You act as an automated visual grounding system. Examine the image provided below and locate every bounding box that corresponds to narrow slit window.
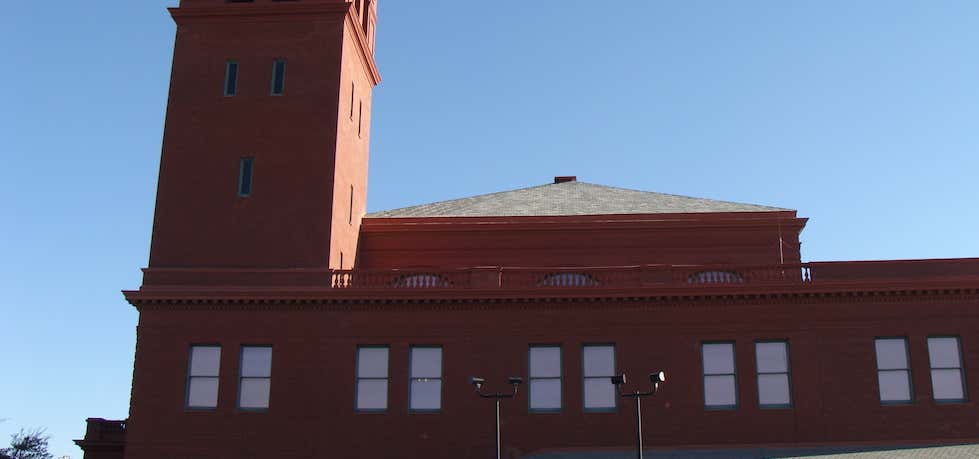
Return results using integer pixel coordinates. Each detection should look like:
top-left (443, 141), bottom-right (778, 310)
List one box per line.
top-left (270, 59), bottom-right (286, 95)
top-left (703, 342), bottom-right (738, 409)
top-left (224, 61), bottom-right (239, 96)
top-left (928, 336), bottom-right (967, 402)
top-left (356, 346), bottom-right (389, 411)
top-left (409, 346), bottom-right (442, 411)
top-left (582, 345), bottom-right (615, 411)
top-left (186, 345), bottom-right (221, 409)
top-left (358, 101), bottom-right (363, 137)
top-left (350, 82), bottom-right (355, 120)
top-left (756, 341), bottom-right (792, 408)
top-left (875, 338), bottom-right (912, 404)
top-left (238, 157), bottom-right (254, 197)
top-left (348, 186), bottom-right (354, 224)
top-left (238, 346), bottom-right (272, 410)
top-left (529, 346), bottom-right (562, 412)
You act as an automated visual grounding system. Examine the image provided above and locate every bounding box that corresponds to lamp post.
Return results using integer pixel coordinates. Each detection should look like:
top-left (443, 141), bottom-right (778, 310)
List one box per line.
top-left (610, 371), bottom-right (666, 459)
top-left (470, 376), bottom-right (523, 459)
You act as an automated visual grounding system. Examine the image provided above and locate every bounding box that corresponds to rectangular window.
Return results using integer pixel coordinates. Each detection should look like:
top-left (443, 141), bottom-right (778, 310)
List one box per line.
top-left (703, 342), bottom-right (737, 409)
top-left (270, 59), bottom-right (286, 95)
top-left (238, 346), bottom-right (272, 410)
top-left (529, 346), bottom-right (561, 412)
top-left (582, 345), bottom-right (615, 411)
top-left (224, 61), bottom-right (239, 96)
top-left (875, 338), bottom-right (912, 404)
top-left (186, 345), bottom-right (221, 409)
top-left (238, 157), bottom-right (254, 197)
top-left (755, 341), bottom-right (791, 408)
top-left (928, 336), bottom-right (967, 402)
top-left (356, 346), bottom-right (389, 411)
top-left (410, 346), bottom-right (442, 411)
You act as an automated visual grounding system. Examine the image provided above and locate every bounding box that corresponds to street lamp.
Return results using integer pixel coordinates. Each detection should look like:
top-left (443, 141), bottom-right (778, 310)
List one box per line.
top-left (471, 376), bottom-right (523, 459)
top-left (610, 371), bottom-right (666, 459)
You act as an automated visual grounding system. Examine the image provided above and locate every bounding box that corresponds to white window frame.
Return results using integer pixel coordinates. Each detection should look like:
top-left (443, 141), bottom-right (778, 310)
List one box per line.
top-left (702, 341), bottom-right (738, 410)
top-left (927, 336), bottom-right (968, 403)
top-left (875, 337), bottom-right (913, 405)
top-left (186, 345), bottom-right (221, 410)
top-left (755, 340), bottom-right (792, 409)
top-left (409, 346), bottom-right (443, 412)
top-left (237, 345), bottom-right (272, 411)
top-left (582, 344), bottom-right (616, 412)
top-left (528, 345), bottom-right (562, 413)
top-left (355, 346), bottom-right (390, 412)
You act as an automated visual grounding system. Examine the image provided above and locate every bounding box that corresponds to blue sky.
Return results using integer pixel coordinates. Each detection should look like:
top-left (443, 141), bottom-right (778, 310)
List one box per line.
top-left (2, 1), bottom-right (978, 456)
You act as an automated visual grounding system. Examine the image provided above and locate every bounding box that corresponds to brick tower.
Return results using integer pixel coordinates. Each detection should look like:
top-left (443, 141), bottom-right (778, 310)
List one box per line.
top-left (148, 0), bottom-right (379, 277)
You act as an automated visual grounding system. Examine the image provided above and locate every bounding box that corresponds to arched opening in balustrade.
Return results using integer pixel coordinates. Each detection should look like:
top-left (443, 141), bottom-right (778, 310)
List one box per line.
top-left (390, 273), bottom-right (452, 288)
top-left (687, 270), bottom-right (745, 285)
top-left (538, 272), bottom-right (599, 288)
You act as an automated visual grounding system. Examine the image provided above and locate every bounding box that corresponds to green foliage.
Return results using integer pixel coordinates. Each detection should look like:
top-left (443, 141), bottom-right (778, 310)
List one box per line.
top-left (0, 429), bottom-right (52, 459)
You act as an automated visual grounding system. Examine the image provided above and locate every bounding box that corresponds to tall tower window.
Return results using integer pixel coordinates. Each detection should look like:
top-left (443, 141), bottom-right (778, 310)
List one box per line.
top-left (350, 82), bottom-right (355, 120)
top-left (349, 185), bottom-right (354, 224)
top-left (224, 61), bottom-right (239, 97)
top-left (270, 59), bottom-right (287, 96)
top-left (358, 101), bottom-right (364, 137)
top-left (238, 157), bottom-right (254, 197)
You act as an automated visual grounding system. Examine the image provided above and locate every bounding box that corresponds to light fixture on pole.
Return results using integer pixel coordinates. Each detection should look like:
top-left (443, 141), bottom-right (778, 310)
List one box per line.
top-left (471, 376), bottom-right (523, 459)
top-left (610, 370), bottom-right (666, 459)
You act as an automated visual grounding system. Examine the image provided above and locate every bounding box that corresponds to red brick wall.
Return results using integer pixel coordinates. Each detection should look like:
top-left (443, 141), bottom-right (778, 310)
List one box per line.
top-left (358, 213), bottom-right (805, 269)
top-left (148, 3), bottom-right (374, 271)
top-left (124, 293), bottom-right (979, 459)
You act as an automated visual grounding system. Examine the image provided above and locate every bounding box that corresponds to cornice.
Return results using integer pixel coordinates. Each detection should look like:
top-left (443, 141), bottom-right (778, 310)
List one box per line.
top-left (343, 5), bottom-right (381, 86)
top-left (360, 213), bottom-right (807, 234)
top-left (124, 283), bottom-right (979, 311)
top-left (169, 3), bottom-right (350, 21)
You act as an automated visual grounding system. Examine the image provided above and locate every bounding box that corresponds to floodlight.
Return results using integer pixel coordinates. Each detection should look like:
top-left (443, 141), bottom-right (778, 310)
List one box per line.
top-left (471, 377), bottom-right (485, 390)
top-left (649, 371), bottom-right (666, 384)
top-left (610, 374), bottom-right (627, 386)
top-left (507, 376), bottom-right (523, 386)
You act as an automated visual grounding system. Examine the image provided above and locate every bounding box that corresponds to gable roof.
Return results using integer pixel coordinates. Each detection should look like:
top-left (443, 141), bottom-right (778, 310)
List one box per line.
top-left (366, 180), bottom-right (791, 218)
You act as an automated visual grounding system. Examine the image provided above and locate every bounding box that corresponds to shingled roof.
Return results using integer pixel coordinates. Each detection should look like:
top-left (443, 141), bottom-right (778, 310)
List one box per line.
top-left (366, 178), bottom-right (791, 218)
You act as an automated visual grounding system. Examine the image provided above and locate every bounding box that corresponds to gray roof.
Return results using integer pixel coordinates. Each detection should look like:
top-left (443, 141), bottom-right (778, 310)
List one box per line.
top-left (367, 180), bottom-right (790, 218)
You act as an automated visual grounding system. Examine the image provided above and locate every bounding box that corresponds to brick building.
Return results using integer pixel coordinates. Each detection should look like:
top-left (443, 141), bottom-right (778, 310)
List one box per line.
top-left (77, 1), bottom-right (979, 458)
